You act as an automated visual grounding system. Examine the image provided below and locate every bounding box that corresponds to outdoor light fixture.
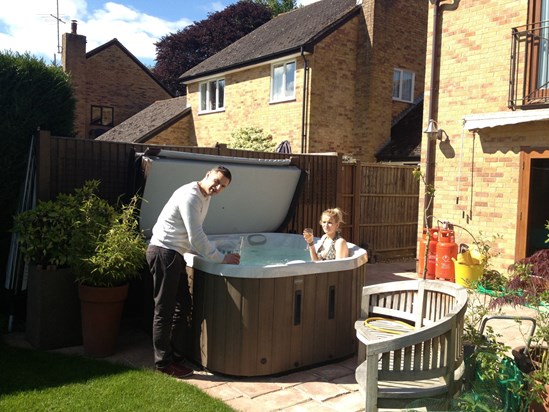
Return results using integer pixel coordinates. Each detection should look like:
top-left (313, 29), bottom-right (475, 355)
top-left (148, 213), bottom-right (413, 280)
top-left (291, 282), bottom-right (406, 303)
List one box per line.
top-left (424, 119), bottom-right (447, 141)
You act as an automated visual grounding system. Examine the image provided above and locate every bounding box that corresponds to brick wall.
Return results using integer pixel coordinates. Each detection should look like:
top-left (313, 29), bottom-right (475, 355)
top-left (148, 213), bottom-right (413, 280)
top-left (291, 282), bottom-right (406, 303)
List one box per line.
top-left (420, 0), bottom-right (529, 271)
top-left (353, 0), bottom-right (428, 162)
top-left (63, 29), bottom-right (172, 139)
top-left (147, 115), bottom-right (197, 146)
top-left (307, 16), bottom-right (360, 156)
top-left (186, 62), bottom-right (304, 151)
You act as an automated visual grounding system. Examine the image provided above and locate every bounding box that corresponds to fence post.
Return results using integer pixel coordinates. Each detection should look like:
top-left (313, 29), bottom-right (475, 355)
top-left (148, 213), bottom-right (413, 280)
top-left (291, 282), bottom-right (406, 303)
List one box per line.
top-left (352, 160), bottom-right (361, 245)
top-left (37, 129), bottom-right (51, 201)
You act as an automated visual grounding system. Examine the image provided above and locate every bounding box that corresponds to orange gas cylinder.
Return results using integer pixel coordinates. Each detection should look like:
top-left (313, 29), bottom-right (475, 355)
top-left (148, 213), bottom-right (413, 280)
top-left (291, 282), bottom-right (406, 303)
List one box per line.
top-left (435, 229), bottom-right (458, 281)
top-left (417, 228), bottom-right (438, 279)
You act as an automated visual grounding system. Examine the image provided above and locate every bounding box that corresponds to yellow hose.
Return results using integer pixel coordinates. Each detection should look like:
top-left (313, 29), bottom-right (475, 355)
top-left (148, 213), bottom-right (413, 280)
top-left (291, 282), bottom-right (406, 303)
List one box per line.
top-left (364, 317), bottom-right (415, 334)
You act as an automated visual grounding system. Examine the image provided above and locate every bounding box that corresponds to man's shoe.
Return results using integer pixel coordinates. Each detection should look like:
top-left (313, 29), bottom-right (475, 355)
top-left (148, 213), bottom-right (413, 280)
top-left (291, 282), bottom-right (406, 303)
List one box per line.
top-left (156, 363), bottom-right (194, 378)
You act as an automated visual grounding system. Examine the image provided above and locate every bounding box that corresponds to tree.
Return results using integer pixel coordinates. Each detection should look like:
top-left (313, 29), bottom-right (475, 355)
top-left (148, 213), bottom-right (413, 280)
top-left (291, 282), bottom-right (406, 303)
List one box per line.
top-left (0, 51), bottom-right (75, 275)
top-left (153, 1), bottom-right (272, 96)
top-left (252, 0), bottom-right (298, 16)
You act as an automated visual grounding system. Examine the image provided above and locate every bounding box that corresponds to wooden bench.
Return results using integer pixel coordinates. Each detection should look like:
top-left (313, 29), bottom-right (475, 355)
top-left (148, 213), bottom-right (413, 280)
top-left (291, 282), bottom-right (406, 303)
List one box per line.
top-left (354, 279), bottom-right (468, 411)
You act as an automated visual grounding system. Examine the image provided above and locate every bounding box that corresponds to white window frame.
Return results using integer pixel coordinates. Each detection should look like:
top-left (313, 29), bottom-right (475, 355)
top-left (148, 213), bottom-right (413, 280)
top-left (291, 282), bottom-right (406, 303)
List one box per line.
top-left (199, 78), bottom-right (225, 113)
top-left (270, 60), bottom-right (296, 103)
top-left (392, 68), bottom-right (415, 103)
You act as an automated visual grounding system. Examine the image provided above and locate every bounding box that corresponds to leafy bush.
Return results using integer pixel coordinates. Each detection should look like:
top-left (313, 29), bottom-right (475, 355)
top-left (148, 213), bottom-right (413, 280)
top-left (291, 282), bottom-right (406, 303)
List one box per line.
top-left (489, 249), bottom-right (549, 309)
top-left (13, 181), bottom-right (111, 268)
top-left (228, 126), bottom-right (277, 152)
top-left (76, 195), bottom-right (146, 288)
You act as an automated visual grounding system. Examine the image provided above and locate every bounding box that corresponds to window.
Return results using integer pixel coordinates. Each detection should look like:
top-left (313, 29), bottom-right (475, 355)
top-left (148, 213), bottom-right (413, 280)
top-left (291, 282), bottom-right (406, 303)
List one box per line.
top-left (392, 69), bottom-right (415, 103)
top-left (199, 78), bottom-right (225, 112)
top-left (90, 105), bottom-right (114, 126)
top-left (530, 0), bottom-right (549, 91)
top-left (271, 61), bottom-right (296, 102)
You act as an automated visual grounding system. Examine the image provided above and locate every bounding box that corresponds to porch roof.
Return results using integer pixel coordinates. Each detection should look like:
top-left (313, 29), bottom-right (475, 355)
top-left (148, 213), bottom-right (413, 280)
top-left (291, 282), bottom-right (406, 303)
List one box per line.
top-left (463, 108), bottom-right (549, 131)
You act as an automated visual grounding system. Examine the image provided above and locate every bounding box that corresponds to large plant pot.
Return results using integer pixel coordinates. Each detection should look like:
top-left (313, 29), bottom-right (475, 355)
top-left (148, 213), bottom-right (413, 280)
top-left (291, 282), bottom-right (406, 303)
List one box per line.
top-left (513, 345), bottom-right (549, 411)
top-left (26, 265), bottom-right (82, 349)
top-left (78, 283), bottom-right (128, 358)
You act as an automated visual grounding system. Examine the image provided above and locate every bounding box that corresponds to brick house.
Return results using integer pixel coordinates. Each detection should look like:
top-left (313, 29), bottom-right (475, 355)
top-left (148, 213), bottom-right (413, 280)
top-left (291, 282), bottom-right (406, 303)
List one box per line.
top-left (179, 0), bottom-right (427, 162)
top-left (100, 0), bottom-right (428, 163)
top-left (420, 0), bottom-right (549, 270)
top-left (62, 20), bottom-right (173, 139)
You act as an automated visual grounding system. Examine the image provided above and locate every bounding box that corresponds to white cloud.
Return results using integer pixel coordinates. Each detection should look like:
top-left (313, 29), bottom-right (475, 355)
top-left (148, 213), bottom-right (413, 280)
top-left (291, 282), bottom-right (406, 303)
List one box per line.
top-left (0, 0), bottom-right (190, 65)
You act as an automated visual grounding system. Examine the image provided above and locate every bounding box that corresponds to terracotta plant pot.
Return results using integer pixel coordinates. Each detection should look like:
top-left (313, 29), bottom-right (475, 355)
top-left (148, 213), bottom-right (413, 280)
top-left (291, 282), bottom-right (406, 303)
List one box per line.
top-left (529, 381), bottom-right (549, 412)
top-left (78, 283), bottom-right (128, 357)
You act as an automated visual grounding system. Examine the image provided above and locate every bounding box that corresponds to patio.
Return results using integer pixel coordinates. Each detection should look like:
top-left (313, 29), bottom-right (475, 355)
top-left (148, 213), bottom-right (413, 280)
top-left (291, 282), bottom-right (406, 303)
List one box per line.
top-left (3, 259), bottom-right (539, 411)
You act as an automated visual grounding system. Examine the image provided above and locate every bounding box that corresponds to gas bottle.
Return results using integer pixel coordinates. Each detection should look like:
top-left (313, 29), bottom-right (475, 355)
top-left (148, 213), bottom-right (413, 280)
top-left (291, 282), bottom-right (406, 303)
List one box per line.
top-left (435, 229), bottom-right (458, 281)
top-left (417, 228), bottom-right (438, 279)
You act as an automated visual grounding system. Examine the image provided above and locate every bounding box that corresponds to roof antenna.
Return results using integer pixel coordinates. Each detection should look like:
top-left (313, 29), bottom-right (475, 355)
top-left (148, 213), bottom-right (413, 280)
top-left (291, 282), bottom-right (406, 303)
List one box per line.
top-left (47, 0), bottom-right (66, 65)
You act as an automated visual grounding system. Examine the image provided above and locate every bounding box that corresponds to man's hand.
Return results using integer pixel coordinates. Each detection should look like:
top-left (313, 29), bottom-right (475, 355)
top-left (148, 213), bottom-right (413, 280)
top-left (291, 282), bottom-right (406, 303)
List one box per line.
top-left (222, 253), bottom-right (240, 265)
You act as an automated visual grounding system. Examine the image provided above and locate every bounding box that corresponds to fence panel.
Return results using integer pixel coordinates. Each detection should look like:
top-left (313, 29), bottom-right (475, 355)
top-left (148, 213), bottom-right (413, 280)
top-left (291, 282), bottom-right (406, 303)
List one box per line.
top-left (355, 163), bottom-right (419, 260)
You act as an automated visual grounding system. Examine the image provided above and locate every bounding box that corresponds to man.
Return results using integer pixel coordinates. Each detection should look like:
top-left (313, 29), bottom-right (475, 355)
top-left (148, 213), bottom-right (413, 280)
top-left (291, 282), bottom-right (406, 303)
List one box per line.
top-left (146, 165), bottom-right (240, 378)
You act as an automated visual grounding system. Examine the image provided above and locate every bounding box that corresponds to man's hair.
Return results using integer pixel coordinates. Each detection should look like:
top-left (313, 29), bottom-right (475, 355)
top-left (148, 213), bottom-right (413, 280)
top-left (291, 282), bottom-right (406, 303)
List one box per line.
top-left (212, 165), bottom-right (232, 183)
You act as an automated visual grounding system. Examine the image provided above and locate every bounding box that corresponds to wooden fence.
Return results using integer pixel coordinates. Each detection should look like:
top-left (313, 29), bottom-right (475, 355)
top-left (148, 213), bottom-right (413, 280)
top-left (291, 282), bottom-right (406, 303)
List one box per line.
top-left (36, 130), bottom-right (419, 259)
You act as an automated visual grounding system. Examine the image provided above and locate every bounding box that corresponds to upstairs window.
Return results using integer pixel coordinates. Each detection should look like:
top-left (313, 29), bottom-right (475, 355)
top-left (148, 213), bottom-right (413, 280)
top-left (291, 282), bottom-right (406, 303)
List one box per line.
top-left (90, 105), bottom-right (114, 126)
top-left (199, 78), bottom-right (225, 113)
top-left (271, 60), bottom-right (296, 102)
top-left (392, 69), bottom-right (415, 103)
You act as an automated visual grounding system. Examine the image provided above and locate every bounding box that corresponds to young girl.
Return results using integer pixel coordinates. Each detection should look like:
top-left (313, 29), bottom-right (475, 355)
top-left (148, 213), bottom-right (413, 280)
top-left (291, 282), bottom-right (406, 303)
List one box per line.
top-left (303, 208), bottom-right (349, 261)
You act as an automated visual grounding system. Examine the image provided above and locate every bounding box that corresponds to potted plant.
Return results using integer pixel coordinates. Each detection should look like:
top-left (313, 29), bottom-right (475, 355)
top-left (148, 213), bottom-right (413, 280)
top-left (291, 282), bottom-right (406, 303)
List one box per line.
top-left (12, 181), bottom-right (111, 349)
top-left (489, 221), bottom-right (549, 409)
top-left (72, 192), bottom-right (147, 357)
top-left (509, 309), bottom-right (549, 411)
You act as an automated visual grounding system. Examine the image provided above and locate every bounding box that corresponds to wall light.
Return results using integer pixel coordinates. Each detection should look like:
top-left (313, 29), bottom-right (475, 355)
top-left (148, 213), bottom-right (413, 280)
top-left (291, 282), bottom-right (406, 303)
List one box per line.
top-left (423, 119), bottom-right (448, 141)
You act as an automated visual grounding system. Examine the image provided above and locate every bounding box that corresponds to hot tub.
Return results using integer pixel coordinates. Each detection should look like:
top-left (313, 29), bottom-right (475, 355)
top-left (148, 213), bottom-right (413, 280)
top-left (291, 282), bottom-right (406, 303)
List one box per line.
top-left (139, 150), bottom-right (368, 376)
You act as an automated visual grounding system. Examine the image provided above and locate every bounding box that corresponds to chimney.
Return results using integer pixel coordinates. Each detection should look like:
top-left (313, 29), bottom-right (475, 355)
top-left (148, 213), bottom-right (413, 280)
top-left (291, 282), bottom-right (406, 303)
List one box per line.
top-left (71, 20), bottom-right (77, 35)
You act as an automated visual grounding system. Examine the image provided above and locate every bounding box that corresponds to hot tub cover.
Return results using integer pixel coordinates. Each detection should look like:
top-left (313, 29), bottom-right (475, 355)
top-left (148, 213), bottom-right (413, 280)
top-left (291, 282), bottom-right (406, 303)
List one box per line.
top-left (139, 150), bottom-right (304, 237)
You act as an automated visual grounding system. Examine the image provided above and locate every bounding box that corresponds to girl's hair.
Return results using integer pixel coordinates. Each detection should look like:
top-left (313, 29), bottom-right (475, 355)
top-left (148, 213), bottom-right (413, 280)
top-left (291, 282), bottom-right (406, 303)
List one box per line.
top-left (321, 207), bottom-right (345, 225)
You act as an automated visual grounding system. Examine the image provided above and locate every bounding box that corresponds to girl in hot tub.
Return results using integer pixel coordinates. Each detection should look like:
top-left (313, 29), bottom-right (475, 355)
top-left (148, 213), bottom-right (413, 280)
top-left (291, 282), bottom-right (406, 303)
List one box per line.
top-left (303, 207), bottom-right (349, 261)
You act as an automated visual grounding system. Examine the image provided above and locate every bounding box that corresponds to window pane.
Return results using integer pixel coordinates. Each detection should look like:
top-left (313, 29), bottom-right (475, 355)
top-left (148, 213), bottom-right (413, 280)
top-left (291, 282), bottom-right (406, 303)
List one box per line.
top-left (273, 64), bottom-right (283, 100)
top-left (402, 71), bottom-right (413, 101)
top-left (200, 83), bottom-right (207, 111)
top-left (538, 2), bottom-right (549, 88)
top-left (101, 107), bottom-right (113, 126)
top-left (209, 81), bottom-right (217, 110)
top-left (285, 62), bottom-right (296, 96)
top-left (91, 106), bottom-right (101, 125)
top-left (392, 70), bottom-right (401, 98)
top-left (218, 79), bottom-right (225, 108)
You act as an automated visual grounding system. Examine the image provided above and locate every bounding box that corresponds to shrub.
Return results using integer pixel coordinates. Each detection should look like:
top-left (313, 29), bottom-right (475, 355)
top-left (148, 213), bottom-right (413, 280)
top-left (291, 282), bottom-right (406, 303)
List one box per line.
top-left (228, 126), bottom-right (277, 152)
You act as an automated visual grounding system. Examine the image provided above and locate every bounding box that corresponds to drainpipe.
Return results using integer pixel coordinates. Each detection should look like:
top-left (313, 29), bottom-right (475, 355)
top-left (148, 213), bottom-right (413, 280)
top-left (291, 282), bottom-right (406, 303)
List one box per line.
top-left (423, 1), bottom-right (441, 229)
top-left (424, 0), bottom-right (460, 228)
top-left (300, 47), bottom-right (309, 153)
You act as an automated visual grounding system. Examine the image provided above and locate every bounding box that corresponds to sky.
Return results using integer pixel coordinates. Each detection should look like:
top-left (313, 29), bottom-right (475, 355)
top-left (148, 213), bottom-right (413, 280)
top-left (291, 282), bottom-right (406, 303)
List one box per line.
top-left (0, 0), bottom-right (319, 67)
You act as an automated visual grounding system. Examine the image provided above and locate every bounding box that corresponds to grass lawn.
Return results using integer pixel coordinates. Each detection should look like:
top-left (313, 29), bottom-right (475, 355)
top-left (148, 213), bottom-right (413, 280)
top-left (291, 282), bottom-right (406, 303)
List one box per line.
top-left (0, 341), bottom-right (235, 411)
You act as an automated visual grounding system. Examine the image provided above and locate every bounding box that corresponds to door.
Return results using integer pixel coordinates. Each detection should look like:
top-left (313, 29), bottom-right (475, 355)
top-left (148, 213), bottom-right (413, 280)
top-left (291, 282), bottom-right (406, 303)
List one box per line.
top-left (516, 149), bottom-right (549, 259)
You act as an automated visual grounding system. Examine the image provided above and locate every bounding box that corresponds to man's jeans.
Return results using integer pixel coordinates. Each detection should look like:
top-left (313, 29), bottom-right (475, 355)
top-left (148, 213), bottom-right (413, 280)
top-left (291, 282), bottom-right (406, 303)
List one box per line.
top-left (146, 245), bottom-right (192, 368)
